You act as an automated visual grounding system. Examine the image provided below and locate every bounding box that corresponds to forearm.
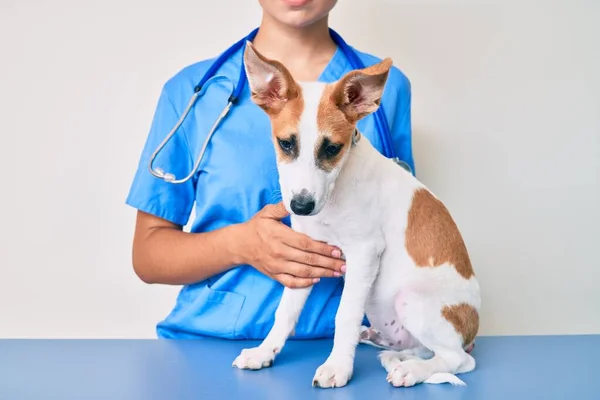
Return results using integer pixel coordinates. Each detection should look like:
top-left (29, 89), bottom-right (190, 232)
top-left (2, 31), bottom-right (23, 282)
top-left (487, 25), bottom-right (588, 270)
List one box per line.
top-left (132, 223), bottom-right (247, 286)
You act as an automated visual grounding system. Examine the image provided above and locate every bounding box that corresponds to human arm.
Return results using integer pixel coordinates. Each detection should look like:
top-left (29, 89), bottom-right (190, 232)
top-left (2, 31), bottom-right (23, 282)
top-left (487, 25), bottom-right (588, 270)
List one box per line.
top-left (131, 202), bottom-right (345, 287)
top-left (127, 83), bottom-right (344, 287)
top-left (131, 210), bottom-right (243, 285)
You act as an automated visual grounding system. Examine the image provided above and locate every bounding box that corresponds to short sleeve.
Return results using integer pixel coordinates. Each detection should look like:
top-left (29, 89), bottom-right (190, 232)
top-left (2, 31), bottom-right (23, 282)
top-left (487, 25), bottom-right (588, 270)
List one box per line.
top-left (384, 68), bottom-right (416, 176)
top-left (125, 87), bottom-right (196, 226)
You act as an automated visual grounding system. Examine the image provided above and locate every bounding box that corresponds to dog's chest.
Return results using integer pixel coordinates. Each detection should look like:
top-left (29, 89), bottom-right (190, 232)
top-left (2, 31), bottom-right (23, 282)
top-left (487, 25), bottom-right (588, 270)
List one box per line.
top-left (294, 208), bottom-right (375, 250)
top-left (298, 218), bottom-right (345, 249)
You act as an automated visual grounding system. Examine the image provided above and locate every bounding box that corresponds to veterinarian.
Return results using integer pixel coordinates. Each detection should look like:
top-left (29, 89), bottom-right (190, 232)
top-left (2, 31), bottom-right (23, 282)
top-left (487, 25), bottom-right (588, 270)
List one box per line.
top-left (126, 0), bottom-right (415, 340)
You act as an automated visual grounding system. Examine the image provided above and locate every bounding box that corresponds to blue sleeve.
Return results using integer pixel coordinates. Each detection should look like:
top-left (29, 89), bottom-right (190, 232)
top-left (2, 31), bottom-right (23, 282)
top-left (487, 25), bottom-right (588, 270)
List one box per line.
top-left (383, 68), bottom-right (416, 176)
top-left (125, 86), bottom-right (196, 226)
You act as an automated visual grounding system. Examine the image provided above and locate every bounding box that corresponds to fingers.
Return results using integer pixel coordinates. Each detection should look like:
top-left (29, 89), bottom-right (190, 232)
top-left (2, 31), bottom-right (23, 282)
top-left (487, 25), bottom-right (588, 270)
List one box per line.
top-left (261, 201), bottom-right (289, 220)
top-left (260, 203), bottom-right (341, 262)
top-left (276, 273), bottom-right (320, 289)
top-left (281, 232), bottom-right (344, 267)
top-left (282, 260), bottom-right (343, 280)
top-left (283, 247), bottom-right (345, 274)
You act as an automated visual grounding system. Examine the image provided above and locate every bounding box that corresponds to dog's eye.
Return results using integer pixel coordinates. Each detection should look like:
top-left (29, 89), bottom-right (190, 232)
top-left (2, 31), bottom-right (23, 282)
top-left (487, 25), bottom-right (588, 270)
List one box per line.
top-left (279, 140), bottom-right (292, 150)
top-left (277, 136), bottom-right (296, 154)
top-left (325, 144), bottom-right (342, 157)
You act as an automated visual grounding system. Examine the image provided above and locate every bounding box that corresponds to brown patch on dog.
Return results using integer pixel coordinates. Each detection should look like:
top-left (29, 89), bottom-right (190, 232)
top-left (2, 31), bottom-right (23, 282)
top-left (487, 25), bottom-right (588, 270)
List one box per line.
top-left (270, 90), bottom-right (304, 164)
top-left (313, 135), bottom-right (349, 172)
top-left (361, 57), bottom-right (394, 76)
top-left (318, 83), bottom-right (356, 138)
top-left (243, 41), bottom-right (305, 163)
top-left (313, 58), bottom-right (392, 172)
top-left (330, 58), bottom-right (393, 124)
top-left (405, 188), bottom-right (474, 279)
top-left (442, 303), bottom-right (479, 346)
top-left (315, 83), bottom-right (355, 171)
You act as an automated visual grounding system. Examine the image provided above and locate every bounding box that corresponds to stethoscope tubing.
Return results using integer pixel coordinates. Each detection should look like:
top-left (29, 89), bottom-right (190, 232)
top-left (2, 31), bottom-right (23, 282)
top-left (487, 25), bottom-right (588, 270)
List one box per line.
top-left (148, 28), bottom-right (398, 184)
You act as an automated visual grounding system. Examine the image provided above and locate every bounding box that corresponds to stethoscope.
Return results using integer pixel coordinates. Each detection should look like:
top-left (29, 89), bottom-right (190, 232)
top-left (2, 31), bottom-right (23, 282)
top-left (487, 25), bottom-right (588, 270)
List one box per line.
top-left (148, 28), bottom-right (409, 184)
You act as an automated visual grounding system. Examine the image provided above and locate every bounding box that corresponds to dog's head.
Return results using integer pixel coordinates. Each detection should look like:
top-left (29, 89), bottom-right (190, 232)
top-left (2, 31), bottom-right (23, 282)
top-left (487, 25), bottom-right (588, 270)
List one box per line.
top-left (243, 42), bottom-right (392, 216)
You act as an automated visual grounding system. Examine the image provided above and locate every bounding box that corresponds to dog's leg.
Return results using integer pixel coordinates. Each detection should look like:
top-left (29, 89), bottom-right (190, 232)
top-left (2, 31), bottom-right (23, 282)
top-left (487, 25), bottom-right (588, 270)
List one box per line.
top-left (359, 326), bottom-right (392, 349)
top-left (232, 286), bottom-right (312, 370)
top-left (384, 293), bottom-right (477, 387)
top-left (312, 247), bottom-right (380, 388)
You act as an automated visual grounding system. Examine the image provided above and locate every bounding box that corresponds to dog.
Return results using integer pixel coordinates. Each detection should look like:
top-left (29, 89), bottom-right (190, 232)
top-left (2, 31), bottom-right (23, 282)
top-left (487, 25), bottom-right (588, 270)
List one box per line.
top-left (232, 42), bottom-right (481, 389)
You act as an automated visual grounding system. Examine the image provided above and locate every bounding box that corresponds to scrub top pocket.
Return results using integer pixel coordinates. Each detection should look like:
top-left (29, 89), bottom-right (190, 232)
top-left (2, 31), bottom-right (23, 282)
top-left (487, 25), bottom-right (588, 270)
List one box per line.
top-left (157, 283), bottom-right (246, 339)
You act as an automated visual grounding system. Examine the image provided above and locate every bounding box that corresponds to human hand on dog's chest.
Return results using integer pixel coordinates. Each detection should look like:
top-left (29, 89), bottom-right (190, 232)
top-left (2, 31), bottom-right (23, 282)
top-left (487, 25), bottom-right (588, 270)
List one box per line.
top-left (236, 201), bottom-right (347, 288)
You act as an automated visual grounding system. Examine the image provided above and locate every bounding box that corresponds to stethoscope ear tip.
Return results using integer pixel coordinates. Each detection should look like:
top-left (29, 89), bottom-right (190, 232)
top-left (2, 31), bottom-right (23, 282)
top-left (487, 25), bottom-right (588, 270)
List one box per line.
top-left (163, 173), bottom-right (176, 182)
top-left (152, 167), bottom-right (175, 182)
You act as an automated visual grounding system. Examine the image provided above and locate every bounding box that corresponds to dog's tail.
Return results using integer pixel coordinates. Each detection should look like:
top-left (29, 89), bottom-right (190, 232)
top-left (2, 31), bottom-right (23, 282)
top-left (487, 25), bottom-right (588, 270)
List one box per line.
top-left (424, 373), bottom-right (466, 386)
top-left (421, 340), bottom-right (475, 386)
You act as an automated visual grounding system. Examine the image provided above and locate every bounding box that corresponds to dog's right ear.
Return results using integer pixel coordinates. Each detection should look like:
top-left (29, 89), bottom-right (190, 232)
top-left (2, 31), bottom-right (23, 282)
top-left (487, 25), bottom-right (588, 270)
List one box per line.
top-left (243, 41), bottom-right (299, 114)
top-left (332, 58), bottom-right (393, 123)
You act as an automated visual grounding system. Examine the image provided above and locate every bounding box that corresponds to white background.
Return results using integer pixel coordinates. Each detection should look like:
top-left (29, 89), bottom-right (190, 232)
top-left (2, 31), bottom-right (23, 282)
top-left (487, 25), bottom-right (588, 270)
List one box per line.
top-left (1, 0), bottom-right (598, 338)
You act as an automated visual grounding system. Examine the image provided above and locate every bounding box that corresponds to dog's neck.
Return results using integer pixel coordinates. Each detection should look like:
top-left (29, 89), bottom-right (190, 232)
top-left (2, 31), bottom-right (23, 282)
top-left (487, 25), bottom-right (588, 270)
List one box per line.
top-left (326, 132), bottom-right (380, 207)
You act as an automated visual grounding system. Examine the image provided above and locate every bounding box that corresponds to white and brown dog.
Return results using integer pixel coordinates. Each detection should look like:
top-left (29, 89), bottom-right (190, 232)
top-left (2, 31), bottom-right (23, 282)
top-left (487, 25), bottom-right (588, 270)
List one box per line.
top-left (232, 42), bottom-right (481, 388)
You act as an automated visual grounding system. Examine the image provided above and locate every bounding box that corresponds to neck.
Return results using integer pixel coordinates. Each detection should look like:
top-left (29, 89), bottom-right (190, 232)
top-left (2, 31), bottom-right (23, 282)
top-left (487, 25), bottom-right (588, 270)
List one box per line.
top-left (322, 138), bottom-right (374, 213)
top-left (252, 14), bottom-right (337, 81)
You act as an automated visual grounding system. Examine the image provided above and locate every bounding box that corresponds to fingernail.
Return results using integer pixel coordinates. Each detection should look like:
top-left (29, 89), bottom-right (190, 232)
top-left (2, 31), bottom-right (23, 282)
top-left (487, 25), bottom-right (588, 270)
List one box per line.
top-left (332, 249), bottom-right (342, 258)
top-left (334, 271), bottom-right (341, 277)
top-left (313, 278), bottom-right (320, 283)
top-left (341, 265), bottom-right (347, 273)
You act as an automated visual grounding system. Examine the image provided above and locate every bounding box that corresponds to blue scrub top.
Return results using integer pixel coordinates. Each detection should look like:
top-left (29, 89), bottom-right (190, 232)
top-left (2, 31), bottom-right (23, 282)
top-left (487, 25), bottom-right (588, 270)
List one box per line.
top-left (126, 41), bottom-right (414, 340)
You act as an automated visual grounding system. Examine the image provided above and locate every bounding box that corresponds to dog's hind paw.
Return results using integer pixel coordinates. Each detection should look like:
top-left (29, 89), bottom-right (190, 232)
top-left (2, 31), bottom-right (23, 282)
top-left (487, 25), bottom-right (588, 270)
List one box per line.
top-left (232, 346), bottom-right (276, 370)
top-left (386, 364), bottom-right (419, 387)
top-left (386, 361), bottom-right (466, 387)
top-left (312, 359), bottom-right (353, 388)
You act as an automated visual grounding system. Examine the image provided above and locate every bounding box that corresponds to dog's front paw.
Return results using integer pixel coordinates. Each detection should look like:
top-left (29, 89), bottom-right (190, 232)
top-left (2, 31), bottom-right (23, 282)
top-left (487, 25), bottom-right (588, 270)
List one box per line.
top-left (232, 346), bottom-right (276, 370)
top-left (312, 359), bottom-right (353, 388)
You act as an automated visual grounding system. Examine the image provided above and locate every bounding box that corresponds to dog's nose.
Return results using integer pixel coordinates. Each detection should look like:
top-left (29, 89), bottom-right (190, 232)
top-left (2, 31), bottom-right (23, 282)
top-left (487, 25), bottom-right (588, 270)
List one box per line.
top-left (290, 194), bottom-right (315, 216)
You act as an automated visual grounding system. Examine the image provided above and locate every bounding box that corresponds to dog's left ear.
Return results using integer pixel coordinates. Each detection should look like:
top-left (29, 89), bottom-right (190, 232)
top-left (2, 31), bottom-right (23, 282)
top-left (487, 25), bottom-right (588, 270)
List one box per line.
top-left (243, 41), bottom-right (299, 114)
top-left (333, 58), bottom-right (393, 122)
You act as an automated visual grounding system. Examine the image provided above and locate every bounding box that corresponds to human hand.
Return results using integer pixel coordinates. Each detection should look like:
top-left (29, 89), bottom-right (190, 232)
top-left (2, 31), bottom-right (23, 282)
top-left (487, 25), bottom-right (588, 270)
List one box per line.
top-left (238, 202), bottom-right (346, 288)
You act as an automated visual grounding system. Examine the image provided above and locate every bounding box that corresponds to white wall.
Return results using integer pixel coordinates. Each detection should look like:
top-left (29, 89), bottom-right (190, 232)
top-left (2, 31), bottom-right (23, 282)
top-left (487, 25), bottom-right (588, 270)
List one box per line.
top-left (0, 0), bottom-right (598, 339)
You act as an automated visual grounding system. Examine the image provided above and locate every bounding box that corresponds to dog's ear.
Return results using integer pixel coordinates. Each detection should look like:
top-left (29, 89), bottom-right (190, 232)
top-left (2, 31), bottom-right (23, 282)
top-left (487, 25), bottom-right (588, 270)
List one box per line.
top-left (332, 58), bottom-right (393, 122)
top-left (243, 41), bottom-right (299, 114)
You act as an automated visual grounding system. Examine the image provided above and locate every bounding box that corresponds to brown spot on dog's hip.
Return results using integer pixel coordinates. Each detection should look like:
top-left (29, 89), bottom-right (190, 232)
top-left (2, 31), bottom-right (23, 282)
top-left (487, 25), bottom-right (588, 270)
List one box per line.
top-left (405, 188), bottom-right (474, 279)
top-left (442, 303), bottom-right (479, 346)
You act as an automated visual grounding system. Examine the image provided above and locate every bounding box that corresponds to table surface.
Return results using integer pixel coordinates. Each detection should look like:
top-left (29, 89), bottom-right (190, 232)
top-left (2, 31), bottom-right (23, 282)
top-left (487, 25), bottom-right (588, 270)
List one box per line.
top-left (1, 335), bottom-right (598, 400)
